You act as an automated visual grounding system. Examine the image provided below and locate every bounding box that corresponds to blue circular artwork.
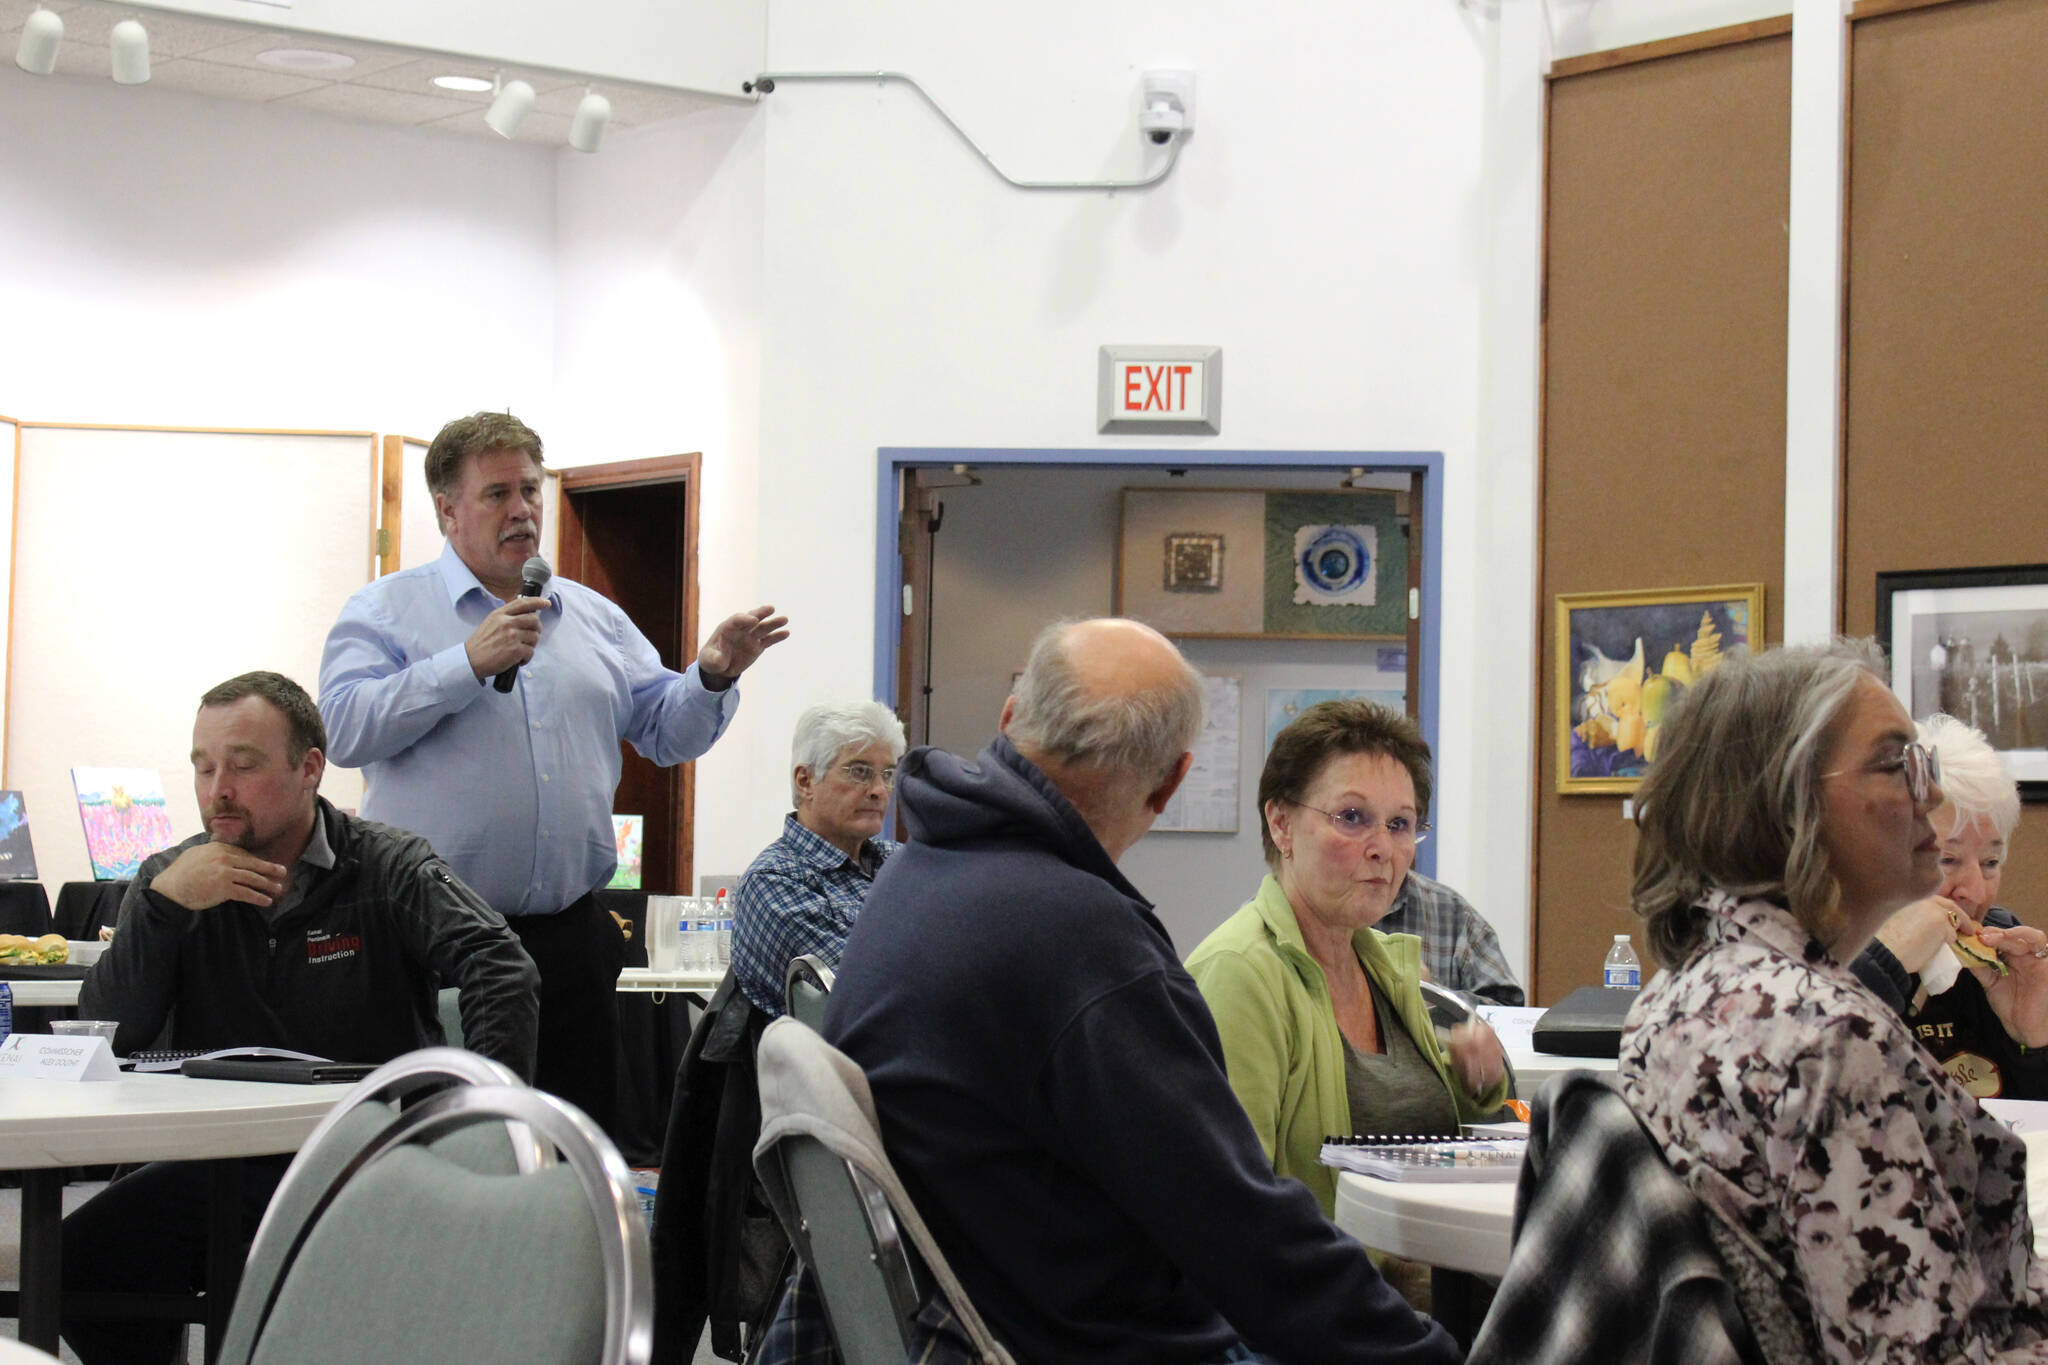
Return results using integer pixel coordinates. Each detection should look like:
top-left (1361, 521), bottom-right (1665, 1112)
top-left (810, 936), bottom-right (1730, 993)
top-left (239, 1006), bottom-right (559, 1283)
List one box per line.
top-left (1298, 526), bottom-right (1371, 595)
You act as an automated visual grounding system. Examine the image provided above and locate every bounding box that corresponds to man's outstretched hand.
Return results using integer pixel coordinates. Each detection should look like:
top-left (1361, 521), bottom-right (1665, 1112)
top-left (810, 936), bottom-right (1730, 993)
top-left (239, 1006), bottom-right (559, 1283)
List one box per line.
top-left (698, 606), bottom-right (790, 688)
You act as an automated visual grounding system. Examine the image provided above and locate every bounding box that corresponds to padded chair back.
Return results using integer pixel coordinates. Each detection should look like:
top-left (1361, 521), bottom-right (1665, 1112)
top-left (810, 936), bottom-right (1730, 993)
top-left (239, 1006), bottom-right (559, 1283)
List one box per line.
top-left (784, 953), bottom-right (835, 1030)
top-left (753, 1017), bottom-right (1014, 1365)
top-left (239, 1085), bottom-right (650, 1365)
top-left (218, 1048), bottom-right (540, 1365)
top-left (221, 1055), bottom-right (643, 1365)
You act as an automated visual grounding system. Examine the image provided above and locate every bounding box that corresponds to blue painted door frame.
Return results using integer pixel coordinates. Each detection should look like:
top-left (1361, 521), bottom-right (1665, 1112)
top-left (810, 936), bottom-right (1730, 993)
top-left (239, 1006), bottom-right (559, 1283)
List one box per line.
top-left (872, 447), bottom-right (1445, 877)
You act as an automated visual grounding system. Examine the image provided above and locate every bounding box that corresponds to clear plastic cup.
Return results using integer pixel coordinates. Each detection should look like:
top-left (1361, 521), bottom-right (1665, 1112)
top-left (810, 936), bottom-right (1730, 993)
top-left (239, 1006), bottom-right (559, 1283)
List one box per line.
top-left (52, 1019), bottom-right (119, 1042)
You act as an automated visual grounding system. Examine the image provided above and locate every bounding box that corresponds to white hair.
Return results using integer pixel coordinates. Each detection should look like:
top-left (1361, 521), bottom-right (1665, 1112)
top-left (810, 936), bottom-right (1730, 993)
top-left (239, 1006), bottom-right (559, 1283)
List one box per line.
top-left (791, 700), bottom-right (907, 802)
top-left (1006, 618), bottom-right (1203, 787)
top-left (1917, 712), bottom-right (2020, 842)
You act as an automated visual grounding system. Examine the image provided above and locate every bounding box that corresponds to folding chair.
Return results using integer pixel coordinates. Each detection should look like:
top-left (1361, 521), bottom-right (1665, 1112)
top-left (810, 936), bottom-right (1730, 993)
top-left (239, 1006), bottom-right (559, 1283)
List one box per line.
top-left (783, 953), bottom-right (834, 1031)
top-left (752, 1017), bottom-right (1013, 1365)
top-left (221, 1063), bottom-right (650, 1363)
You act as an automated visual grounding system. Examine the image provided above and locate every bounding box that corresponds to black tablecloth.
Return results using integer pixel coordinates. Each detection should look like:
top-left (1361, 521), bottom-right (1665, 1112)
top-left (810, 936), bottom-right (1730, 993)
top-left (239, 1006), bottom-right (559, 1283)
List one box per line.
top-left (599, 888), bottom-right (697, 1167)
top-left (0, 881), bottom-right (52, 936)
top-left (54, 880), bottom-right (129, 940)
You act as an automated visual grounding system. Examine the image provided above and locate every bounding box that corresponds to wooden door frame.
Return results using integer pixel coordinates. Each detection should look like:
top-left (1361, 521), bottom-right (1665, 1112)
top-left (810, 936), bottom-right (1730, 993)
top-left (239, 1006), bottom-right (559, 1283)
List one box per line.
top-left (554, 454), bottom-right (702, 895)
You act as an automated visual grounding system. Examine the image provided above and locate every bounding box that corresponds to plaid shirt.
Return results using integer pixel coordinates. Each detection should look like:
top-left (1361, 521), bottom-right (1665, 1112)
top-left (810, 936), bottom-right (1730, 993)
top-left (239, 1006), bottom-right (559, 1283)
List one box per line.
top-left (731, 814), bottom-right (899, 1019)
top-left (1375, 869), bottom-right (1524, 1005)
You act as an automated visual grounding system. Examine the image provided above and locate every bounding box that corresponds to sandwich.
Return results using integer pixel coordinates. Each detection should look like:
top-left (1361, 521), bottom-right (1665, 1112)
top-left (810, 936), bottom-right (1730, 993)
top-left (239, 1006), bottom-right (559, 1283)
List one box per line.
top-left (1952, 933), bottom-right (2008, 977)
top-left (0, 933), bottom-right (68, 964)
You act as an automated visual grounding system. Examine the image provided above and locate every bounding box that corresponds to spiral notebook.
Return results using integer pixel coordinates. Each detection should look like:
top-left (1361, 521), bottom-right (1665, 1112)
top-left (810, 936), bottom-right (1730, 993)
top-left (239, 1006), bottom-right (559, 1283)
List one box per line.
top-left (1318, 1134), bottom-right (1527, 1183)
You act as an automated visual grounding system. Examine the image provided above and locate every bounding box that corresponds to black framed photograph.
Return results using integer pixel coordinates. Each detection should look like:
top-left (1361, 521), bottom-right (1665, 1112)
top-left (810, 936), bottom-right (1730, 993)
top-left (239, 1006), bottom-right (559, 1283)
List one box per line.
top-left (1876, 564), bottom-right (2048, 800)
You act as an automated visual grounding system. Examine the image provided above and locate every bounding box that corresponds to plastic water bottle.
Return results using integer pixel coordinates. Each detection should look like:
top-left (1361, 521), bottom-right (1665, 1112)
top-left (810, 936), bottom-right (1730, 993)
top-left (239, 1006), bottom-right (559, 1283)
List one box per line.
top-left (683, 899), bottom-right (708, 972)
top-left (0, 981), bottom-right (11, 1038)
top-left (714, 888), bottom-right (731, 968)
top-left (1603, 934), bottom-right (1641, 990)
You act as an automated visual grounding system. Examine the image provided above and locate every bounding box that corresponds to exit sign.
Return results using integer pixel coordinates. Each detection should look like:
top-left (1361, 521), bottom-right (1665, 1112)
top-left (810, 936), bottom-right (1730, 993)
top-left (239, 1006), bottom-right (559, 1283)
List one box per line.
top-left (1098, 345), bottom-right (1222, 435)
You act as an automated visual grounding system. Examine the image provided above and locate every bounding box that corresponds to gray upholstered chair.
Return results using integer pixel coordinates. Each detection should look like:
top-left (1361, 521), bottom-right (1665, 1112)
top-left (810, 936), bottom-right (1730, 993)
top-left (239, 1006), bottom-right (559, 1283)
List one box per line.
top-left (783, 953), bottom-right (835, 1030)
top-left (753, 1016), bottom-right (1014, 1365)
top-left (222, 1069), bottom-right (652, 1365)
top-left (215, 1047), bottom-right (541, 1365)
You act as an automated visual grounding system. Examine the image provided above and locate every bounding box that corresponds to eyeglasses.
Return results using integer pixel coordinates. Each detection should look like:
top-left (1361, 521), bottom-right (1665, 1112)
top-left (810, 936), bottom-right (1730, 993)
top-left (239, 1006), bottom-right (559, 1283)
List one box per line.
top-left (835, 761), bottom-right (897, 789)
top-left (1821, 742), bottom-right (1941, 805)
top-left (1288, 800), bottom-right (1430, 846)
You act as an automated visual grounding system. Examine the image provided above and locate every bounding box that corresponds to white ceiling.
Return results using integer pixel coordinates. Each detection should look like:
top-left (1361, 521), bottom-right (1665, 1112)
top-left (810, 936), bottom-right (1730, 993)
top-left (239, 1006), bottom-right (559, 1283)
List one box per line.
top-left (0, 0), bottom-right (726, 143)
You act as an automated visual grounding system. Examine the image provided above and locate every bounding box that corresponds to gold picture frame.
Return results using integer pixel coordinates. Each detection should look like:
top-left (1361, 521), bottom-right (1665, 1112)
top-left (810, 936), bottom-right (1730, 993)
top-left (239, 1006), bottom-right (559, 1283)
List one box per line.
top-left (1554, 583), bottom-right (1765, 795)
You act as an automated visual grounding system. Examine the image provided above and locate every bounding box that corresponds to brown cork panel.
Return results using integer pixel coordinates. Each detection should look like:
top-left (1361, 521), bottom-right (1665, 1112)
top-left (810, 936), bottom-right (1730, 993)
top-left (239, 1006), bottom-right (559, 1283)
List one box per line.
top-left (1845, 0), bottom-right (2048, 927)
top-left (1535, 36), bottom-right (1790, 1001)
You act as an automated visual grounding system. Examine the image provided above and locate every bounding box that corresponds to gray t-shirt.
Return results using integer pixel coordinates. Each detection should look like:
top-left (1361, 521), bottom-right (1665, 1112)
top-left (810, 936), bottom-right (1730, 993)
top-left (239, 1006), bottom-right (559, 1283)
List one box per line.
top-left (1339, 978), bottom-right (1460, 1137)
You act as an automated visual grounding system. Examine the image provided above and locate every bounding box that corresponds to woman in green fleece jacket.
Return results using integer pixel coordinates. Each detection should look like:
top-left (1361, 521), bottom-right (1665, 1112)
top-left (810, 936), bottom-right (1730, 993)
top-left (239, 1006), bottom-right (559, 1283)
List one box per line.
top-left (1188, 699), bottom-right (1511, 1215)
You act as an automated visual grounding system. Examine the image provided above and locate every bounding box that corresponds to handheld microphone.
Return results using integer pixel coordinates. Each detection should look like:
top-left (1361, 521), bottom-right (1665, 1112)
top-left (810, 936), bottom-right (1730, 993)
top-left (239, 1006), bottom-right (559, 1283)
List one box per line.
top-left (494, 555), bottom-right (553, 694)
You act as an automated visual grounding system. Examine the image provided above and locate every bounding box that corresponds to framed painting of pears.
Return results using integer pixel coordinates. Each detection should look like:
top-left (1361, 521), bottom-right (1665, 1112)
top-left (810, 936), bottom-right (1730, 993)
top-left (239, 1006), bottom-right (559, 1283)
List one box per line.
top-left (1554, 583), bottom-right (1764, 795)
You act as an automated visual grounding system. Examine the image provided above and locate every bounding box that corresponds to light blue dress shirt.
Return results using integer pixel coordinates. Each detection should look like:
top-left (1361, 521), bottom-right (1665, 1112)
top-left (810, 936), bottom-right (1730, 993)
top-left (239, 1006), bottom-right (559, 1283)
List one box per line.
top-left (318, 541), bottom-right (736, 917)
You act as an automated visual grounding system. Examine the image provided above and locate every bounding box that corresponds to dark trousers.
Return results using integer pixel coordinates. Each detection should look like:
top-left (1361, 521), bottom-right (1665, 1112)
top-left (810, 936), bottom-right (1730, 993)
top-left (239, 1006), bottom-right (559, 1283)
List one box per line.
top-left (60, 1156), bottom-right (291, 1365)
top-left (508, 891), bottom-right (622, 1136)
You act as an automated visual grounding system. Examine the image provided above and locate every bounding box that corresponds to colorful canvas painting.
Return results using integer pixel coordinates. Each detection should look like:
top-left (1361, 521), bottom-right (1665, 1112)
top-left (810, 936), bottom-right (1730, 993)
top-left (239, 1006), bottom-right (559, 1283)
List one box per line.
top-left (71, 766), bottom-right (175, 880)
top-left (1555, 585), bottom-right (1764, 794)
top-left (0, 791), bottom-right (37, 880)
top-left (609, 814), bottom-right (644, 890)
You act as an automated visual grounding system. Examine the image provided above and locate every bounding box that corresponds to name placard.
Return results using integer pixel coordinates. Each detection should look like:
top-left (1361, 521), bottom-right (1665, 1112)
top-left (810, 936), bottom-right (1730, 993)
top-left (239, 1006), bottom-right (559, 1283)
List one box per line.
top-left (0, 1032), bottom-right (121, 1081)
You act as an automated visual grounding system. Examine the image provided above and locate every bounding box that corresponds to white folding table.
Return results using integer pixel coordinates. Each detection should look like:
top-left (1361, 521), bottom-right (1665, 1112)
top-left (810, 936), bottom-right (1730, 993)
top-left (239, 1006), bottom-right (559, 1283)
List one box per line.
top-left (0, 1073), bottom-right (341, 1356)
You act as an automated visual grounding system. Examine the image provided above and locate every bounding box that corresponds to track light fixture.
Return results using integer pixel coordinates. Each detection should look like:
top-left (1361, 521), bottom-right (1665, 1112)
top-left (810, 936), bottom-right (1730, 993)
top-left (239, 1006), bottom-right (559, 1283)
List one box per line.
top-left (569, 90), bottom-right (610, 153)
top-left (110, 18), bottom-right (149, 85)
top-left (484, 76), bottom-right (535, 139)
top-left (15, 7), bottom-right (61, 76)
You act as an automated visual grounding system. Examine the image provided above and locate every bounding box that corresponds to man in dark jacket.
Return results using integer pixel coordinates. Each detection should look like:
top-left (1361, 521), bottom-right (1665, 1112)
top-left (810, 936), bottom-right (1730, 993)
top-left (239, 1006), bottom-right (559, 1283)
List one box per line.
top-left (824, 618), bottom-right (1459, 1365)
top-left (63, 670), bottom-right (539, 1365)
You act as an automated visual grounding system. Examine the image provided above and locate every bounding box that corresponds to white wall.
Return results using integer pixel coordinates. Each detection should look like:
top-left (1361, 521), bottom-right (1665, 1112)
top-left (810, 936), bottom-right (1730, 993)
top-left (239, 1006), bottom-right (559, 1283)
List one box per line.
top-left (0, 64), bottom-right (559, 861)
top-left (550, 108), bottom-right (767, 885)
top-left (749, 0), bottom-right (1544, 981)
top-left (0, 67), bottom-right (558, 435)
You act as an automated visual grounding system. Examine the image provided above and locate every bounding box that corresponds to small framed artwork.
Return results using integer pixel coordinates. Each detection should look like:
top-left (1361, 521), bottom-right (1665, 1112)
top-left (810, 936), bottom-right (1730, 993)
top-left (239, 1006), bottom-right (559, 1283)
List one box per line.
top-left (1876, 564), bottom-right (2048, 800)
top-left (1115, 488), bottom-right (1409, 639)
top-left (1554, 584), bottom-right (1764, 795)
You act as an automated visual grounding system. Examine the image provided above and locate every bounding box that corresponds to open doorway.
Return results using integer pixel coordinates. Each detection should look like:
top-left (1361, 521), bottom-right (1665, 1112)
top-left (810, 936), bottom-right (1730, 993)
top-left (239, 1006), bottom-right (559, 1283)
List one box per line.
top-left (875, 449), bottom-right (1443, 952)
top-left (555, 454), bottom-right (701, 896)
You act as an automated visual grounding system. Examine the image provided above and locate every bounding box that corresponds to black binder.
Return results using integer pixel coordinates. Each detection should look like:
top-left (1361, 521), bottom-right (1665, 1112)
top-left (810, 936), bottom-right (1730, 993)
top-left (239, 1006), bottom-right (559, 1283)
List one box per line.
top-left (1529, 985), bottom-right (1638, 1058)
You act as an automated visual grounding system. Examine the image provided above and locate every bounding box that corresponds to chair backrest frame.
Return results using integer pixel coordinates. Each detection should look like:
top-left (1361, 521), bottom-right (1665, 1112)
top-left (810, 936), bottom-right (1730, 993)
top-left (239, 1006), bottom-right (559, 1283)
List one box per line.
top-left (784, 953), bottom-right (835, 1029)
top-left (236, 1080), bottom-right (651, 1365)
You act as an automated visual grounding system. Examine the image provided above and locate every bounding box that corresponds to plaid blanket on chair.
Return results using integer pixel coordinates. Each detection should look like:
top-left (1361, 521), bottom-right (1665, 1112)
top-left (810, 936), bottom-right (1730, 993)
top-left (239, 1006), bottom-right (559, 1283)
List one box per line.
top-left (1467, 1071), bottom-right (1764, 1365)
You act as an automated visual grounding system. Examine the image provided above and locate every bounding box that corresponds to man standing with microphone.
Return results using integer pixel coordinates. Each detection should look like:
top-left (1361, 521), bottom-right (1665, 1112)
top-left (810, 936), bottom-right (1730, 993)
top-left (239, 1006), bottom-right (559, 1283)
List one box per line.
top-left (319, 411), bottom-right (787, 1132)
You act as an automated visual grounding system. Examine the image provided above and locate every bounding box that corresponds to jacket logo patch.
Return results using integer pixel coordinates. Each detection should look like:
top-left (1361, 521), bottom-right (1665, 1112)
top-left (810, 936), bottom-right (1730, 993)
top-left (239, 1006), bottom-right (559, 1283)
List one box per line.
top-left (305, 931), bottom-right (362, 965)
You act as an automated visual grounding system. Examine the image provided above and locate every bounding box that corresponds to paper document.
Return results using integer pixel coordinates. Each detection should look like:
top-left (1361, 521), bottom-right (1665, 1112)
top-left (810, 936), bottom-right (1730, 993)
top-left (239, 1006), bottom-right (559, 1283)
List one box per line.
top-left (1474, 1005), bottom-right (1546, 1055)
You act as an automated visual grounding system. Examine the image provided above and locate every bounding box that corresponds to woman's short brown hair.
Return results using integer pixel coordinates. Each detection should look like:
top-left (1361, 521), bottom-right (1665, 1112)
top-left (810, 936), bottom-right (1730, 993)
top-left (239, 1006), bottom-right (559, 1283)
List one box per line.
top-left (1631, 639), bottom-right (1882, 967)
top-left (1256, 699), bottom-right (1432, 871)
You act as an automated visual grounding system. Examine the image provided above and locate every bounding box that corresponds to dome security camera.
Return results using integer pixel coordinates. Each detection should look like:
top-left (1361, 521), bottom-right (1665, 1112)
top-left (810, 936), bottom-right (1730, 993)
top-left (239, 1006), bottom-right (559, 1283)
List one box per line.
top-left (1139, 71), bottom-right (1195, 147)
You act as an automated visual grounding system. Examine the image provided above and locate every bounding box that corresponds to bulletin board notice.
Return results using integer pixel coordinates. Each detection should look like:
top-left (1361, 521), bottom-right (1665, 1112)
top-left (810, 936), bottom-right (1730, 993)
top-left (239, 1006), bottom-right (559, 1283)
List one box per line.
top-left (1156, 675), bottom-right (1242, 833)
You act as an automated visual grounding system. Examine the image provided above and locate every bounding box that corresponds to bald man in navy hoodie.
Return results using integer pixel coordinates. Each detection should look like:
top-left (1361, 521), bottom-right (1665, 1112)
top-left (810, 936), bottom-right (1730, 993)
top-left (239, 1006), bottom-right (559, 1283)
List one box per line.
top-left (825, 619), bottom-right (1457, 1365)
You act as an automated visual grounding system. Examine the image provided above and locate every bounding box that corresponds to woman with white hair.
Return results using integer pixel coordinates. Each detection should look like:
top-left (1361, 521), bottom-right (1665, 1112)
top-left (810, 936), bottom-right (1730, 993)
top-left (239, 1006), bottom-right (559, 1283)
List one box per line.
top-left (729, 699), bottom-right (907, 1019)
top-left (1852, 712), bottom-right (2048, 1099)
